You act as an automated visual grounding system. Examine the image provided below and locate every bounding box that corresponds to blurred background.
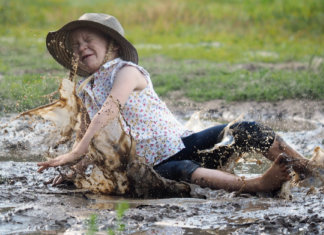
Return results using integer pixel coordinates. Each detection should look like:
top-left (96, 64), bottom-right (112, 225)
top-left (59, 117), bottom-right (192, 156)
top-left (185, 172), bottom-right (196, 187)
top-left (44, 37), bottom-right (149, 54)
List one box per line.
top-left (0, 0), bottom-right (323, 112)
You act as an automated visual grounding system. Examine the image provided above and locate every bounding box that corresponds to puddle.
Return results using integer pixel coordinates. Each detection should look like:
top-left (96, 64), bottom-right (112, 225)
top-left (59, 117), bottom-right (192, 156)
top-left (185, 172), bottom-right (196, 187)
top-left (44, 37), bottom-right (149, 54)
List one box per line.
top-left (1, 160), bottom-right (324, 234)
top-left (1, 104), bottom-right (324, 234)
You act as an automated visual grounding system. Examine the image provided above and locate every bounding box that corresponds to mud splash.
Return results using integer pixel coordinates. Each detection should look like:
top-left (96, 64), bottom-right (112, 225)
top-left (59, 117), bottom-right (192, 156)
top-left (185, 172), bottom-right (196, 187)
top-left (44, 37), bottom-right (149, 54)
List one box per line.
top-left (1, 82), bottom-right (324, 234)
top-left (1, 102), bottom-right (324, 234)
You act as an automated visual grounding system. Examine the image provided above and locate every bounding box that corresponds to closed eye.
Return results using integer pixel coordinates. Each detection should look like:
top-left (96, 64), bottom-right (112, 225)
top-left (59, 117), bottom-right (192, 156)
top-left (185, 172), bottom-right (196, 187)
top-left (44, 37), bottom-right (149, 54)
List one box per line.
top-left (85, 36), bottom-right (93, 43)
top-left (71, 43), bottom-right (79, 51)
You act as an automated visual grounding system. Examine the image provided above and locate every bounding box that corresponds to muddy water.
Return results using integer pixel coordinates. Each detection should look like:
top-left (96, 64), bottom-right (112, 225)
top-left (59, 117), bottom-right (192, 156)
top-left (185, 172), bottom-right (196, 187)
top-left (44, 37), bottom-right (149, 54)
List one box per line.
top-left (1, 106), bottom-right (324, 234)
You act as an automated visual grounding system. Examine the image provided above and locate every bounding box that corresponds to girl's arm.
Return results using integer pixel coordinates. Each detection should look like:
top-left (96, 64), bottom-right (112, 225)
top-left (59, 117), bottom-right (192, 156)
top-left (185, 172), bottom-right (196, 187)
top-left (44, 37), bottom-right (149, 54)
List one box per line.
top-left (37, 66), bottom-right (147, 172)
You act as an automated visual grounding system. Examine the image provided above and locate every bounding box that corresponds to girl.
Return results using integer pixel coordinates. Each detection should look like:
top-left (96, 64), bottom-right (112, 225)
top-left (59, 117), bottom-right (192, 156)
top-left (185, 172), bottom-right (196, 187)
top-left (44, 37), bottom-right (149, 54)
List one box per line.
top-left (38, 13), bottom-right (312, 193)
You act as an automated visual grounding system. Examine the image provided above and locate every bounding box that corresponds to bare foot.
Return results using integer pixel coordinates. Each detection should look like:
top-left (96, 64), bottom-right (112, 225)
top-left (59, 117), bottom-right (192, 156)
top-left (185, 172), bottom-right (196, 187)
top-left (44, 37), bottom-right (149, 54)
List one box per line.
top-left (258, 153), bottom-right (291, 192)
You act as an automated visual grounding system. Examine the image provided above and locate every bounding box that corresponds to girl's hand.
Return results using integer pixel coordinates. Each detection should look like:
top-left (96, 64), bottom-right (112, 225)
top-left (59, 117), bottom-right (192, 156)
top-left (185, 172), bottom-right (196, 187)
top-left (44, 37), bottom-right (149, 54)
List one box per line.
top-left (45, 170), bottom-right (76, 186)
top-left (37, 151), bottom-right (82, 173)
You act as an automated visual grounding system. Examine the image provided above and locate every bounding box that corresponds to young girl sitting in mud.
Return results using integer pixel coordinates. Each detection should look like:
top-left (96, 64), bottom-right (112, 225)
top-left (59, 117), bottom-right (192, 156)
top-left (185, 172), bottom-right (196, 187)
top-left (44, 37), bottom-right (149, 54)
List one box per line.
top-left (37, 13), bottom-right (315, 194)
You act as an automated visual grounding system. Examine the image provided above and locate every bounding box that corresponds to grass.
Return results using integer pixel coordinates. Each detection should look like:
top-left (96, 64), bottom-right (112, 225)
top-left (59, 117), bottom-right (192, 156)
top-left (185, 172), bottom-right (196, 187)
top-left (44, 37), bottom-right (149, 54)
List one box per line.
top-left (143, 57), bottom-right (324, 102)
top-left (108, 201), bottom-right (129, 235)
top-left (0, 73), bottom-right (60, 113)
top-left (86, 214), bottom-right (98, 235)
top-left (0, 0), bottom-right (323, 113)
top-left (85, 201), bottom-right (129, 235)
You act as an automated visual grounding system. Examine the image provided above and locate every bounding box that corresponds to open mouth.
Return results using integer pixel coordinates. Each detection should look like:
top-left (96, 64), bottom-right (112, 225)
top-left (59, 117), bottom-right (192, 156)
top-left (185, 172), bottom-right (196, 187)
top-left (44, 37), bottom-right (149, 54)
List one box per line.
top-left (82, 54), bottom-right (93, 62)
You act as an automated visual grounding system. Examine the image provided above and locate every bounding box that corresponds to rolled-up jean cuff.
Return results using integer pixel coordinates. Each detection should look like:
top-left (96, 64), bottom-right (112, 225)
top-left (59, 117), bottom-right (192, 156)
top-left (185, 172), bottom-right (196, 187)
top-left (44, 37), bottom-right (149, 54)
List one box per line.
top-left (153, 159), bottom-right (201, 182)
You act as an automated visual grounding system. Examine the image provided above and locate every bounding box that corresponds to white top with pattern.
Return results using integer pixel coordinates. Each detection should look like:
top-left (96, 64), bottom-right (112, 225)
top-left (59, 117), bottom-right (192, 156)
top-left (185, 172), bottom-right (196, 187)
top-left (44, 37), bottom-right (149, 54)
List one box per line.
top-left (77, 58), bottom-right (192, 165)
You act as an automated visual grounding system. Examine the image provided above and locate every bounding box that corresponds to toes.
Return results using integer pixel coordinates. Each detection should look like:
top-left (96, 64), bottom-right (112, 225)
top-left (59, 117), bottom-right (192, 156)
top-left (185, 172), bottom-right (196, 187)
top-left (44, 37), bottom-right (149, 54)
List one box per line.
top-left (277, 163), bottom-right (291, 180)
top-left (282, 165), bottom-right (291, 173)
top-left (275, 153), bottom-right (284, 165)
top-left (276, 153), bottom-right (295, 167)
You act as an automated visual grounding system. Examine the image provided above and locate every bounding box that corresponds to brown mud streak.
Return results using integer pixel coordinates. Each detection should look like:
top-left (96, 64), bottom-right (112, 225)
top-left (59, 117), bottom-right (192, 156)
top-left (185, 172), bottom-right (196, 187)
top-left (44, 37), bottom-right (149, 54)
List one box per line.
top-left (19, 78), bottom-right (191, 198)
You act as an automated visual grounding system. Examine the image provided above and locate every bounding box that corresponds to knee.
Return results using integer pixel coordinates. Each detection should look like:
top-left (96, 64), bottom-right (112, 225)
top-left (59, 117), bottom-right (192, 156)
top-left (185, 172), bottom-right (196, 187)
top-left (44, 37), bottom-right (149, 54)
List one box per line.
top-left (230, 121), bottom-right (275, 152)
top-left (179, 160), bottom-right (200, 182)
top-left (154, 160), bottom-right (200, 183)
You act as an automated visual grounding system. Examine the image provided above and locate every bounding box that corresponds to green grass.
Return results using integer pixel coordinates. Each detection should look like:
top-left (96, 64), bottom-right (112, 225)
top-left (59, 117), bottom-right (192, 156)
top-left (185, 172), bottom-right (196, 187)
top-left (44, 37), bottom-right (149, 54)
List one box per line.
top-left (184, 68), bottom-right (323, 102)
top-left (0, 73), bottom-right (60, 113)
top-left (85, 201), bottom-right (129, 235)
top-left (142, 57), bottom-right (324, 101)
top-left (86, 214), bottom-right (98, 235)
top-left (0, 0), bottom-right (323, 113)
top-left (108, 201), bottom-right (129, 234)
top-left (1, 0), bottom-right (323, 62)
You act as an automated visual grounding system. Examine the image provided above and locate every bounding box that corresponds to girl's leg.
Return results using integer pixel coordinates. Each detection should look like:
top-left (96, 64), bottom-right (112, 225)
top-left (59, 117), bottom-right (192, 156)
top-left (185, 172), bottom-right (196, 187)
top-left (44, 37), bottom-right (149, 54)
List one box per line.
top-left (228, 121), bottom-right (313, 176)
top-left (191, 154), bottom-right (291, 193)
top-left (264, 135), bottom-right (311, 176)
top-left (155, 121), bottom-right (292, 192)
top-left (180, 123), bottom-right (234, 169)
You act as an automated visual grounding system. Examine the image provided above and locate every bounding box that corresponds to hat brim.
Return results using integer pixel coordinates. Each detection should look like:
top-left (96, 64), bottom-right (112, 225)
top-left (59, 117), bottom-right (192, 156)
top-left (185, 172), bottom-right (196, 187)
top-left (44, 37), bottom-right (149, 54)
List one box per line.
top-left (46, 20), bottom-right (138, 77)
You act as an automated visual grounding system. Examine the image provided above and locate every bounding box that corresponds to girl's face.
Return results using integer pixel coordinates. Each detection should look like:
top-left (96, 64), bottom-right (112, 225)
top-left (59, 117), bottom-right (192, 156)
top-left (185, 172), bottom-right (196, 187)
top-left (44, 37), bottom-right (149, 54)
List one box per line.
top-left (70, 28), bottom-right (110, 74)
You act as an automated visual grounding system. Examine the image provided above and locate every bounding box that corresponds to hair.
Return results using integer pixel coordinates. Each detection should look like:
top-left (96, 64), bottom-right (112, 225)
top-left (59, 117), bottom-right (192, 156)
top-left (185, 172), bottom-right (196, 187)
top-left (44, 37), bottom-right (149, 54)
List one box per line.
top-left (103, 39), bottom-right (120, 63)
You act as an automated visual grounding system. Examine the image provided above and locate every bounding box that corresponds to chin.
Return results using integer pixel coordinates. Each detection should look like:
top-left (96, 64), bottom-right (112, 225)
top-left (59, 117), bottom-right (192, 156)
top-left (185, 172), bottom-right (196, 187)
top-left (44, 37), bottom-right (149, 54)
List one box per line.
top-left (82, 65), bottom-right (99, 74)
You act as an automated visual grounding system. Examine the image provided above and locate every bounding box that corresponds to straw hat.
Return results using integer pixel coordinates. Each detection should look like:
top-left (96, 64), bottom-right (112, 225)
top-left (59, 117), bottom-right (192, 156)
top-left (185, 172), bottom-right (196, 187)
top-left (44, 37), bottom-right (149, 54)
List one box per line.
top-left (46, 13), bottom-right (138, 77)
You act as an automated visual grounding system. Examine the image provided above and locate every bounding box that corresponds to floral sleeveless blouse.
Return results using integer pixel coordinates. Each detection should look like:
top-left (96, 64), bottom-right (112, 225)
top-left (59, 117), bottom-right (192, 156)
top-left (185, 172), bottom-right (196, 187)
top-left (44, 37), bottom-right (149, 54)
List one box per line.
top-left (77, 58), bottom-right (192, 165)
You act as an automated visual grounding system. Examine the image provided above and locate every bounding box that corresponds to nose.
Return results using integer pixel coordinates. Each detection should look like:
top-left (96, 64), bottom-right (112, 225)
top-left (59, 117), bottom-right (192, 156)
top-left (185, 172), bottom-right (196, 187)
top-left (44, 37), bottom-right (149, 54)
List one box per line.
top-left (79, 41), bottom-right (87, 52)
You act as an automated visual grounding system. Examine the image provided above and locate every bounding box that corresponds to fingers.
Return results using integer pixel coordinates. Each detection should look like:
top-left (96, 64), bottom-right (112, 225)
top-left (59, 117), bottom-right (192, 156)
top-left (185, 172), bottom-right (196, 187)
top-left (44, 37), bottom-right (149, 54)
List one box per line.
top-left (52, 175), bottom-right (64, 186)
top-left (37, 164), bottom-right (50, 173)
top-left (44, 175), bottom-right (63, 186)
top-left (37, 152), bottom-right (82, 174)
top-left (37, 158), bottom-right (63, 173)
top-left (37, 161), bottom-right (56, 173)
top-left (44, 178), bottom-right (54, 185)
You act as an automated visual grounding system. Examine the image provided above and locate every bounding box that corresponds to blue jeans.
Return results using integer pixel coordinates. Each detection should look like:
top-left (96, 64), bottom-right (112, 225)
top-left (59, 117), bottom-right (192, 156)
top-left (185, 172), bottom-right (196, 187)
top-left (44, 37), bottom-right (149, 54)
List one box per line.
top-left (153, 121), bottom-right (275, 182)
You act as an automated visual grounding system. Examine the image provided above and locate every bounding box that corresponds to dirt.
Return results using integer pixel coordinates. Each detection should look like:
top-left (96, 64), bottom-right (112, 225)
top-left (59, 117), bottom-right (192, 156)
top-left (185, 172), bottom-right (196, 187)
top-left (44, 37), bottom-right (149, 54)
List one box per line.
top-left (1, 99), bottom-right (324, 234)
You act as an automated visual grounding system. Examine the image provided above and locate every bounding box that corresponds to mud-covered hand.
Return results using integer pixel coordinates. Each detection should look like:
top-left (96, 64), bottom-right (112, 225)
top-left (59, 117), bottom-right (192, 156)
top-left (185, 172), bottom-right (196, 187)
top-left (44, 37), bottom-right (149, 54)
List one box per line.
top-left (45, 170), bottom-right (76, 186)
top-left (37, 150), bottom-right (83, 173)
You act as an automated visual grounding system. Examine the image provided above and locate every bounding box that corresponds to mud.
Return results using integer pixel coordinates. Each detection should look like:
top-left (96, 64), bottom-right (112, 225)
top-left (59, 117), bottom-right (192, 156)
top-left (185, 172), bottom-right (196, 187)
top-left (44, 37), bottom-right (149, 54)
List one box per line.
top-left (1, 99), bottom-right (324, 234)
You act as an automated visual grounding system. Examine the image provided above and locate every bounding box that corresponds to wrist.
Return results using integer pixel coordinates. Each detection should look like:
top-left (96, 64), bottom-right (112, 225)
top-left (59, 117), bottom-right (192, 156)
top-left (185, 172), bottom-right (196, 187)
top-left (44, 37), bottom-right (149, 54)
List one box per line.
top-left (71, 145), bottom-right (86, 157)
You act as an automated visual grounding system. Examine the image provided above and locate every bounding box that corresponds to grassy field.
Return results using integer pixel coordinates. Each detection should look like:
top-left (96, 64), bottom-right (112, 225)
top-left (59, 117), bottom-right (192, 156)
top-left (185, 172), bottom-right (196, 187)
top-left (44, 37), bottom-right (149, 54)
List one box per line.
top-left (0, 0), bottom-right (323, 113)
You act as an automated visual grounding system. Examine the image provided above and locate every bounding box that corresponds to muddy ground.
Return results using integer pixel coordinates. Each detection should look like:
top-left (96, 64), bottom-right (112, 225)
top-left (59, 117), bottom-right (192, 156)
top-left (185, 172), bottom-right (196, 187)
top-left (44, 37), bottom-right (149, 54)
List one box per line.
top-left (1, 99), bottom-right (324, 234)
